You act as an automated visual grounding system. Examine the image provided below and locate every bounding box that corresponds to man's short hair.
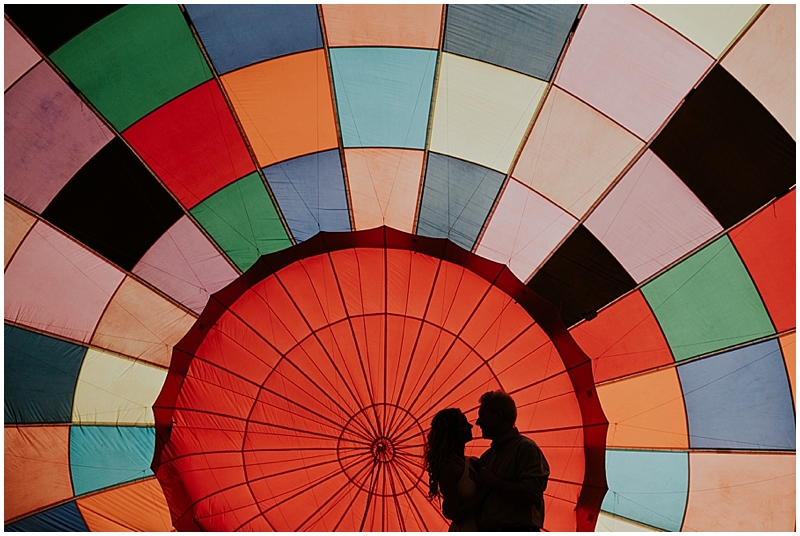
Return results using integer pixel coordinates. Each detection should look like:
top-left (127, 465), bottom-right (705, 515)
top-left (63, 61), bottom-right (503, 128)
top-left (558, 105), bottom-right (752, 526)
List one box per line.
top-left (479, 390), bottom-right (517, 425)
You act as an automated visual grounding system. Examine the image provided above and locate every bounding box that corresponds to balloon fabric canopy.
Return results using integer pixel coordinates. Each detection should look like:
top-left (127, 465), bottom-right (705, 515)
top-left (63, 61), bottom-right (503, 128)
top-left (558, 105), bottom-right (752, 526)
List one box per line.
top-left (4, 4), bottom-right (795, 533)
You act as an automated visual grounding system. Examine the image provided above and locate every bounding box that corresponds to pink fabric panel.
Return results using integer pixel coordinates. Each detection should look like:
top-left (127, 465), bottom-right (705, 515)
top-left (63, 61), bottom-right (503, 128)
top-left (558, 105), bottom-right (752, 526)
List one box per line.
top-left (476, 179), bottom-right (577, 282)
top-left (585, 150), bottom-right (723, 283)
top-left (4, 62), bottom-right (114, 213)
top-left (133, 216), bottom-right (239, 313)
top-left (4, 19), bottom-right (40, 90)
top-left (555, 4), bottom-right (713, 140)
top-left (4, 221), bottom-right (125, 343)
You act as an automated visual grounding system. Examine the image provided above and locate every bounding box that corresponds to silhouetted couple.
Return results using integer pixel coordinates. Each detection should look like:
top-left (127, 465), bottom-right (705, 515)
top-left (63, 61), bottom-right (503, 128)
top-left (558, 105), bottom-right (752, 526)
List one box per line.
top-left (425, 391), bottom-right (550, 532)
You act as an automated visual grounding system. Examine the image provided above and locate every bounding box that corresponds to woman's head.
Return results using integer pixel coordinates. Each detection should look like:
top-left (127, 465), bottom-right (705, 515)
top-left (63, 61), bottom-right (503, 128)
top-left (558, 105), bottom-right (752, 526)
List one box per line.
top-left (424, 408), bottom-right (473, 499)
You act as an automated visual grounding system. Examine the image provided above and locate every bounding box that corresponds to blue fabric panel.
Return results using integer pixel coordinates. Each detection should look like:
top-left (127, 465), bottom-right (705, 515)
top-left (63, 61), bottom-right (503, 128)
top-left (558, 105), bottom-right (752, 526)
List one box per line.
top-left (70, 425), bottom-right (155, 496)
top-left (5, 501), bottom-right (88, 532)
top-left (678, 339), bottom-right (795, 450)
top-left (601, 449), bottom-right (688, 531)
top-left (262, 149), bottom-right (351, 243)
top-left (5, 324), bottom-right (87, 424)
top-left (416, 152), bottom-right (505, 251)
top-left (330, 47), bottom-right (437, 149)
top-left (185, 4), bottom-right (322, 74)
top-left (443, 5), bottom-right (581, 80)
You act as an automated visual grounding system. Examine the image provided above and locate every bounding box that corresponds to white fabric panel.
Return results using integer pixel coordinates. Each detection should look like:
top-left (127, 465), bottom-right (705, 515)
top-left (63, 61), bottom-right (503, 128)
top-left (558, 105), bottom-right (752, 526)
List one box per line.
top-left (637, 4), bottom-right (762, 58)
top-left (429, 53), bottom-right (547, 173)
top-left (72, 348), bottom-right (167, 425)
top-left (476, 179), bottom-right (577, 282)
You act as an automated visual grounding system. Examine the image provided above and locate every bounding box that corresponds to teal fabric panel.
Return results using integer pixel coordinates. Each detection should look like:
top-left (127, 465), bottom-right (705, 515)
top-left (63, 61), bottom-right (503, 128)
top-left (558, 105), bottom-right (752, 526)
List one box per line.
top-left (5, 324), bottom-right (87, 424)
top-left (443, 5), bottom-right (581, 80)
top-left (678, 339), bottom-right (795, 450)
top-left (330, 47), bottom-right (437, 149)
top-left (69, 425), bottom-right (155, 496)
top-left (601, 449), bottom-right (688, 531)
top-left (417, 152), bottom-right (505, 250)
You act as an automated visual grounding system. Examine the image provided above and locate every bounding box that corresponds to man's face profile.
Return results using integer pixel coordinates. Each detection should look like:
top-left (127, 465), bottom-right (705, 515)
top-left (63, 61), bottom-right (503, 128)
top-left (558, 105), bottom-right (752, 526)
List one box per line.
top-left (476, 403), bottom-right (503, 440)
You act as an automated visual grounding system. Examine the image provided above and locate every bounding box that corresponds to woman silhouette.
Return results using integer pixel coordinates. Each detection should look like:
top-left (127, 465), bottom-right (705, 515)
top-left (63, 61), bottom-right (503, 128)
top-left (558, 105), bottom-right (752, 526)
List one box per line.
top-left (425, 408), bottom-right (487, 531)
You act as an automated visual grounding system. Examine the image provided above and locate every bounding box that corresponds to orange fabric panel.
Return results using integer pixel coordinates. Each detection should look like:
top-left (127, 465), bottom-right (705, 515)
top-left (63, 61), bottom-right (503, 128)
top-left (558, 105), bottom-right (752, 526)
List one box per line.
top-left (276, 254), bottom-right (348, 330)
top-left (4, 200), bottom-right (36, 267)
top-left (321, 4), bottom-right (443, 49)
top-left (191, 483), bottom-right (265, 532)
top-left (229, 281), bottom-right (309, 353)
top-left (91, 276), bottom-right (196, 367)
top-left (5, 425), bottom-right (72, 521)
top-left (344, 148), bottom-right (424, 232)
top-left (386, 248), bottom-right (440, 318)
top-left (461, 284), bottom-right (533, 352)
top-left (221, 49), bottom-right (338, 167)
top-left (729, 189), bottom-right (795, 332)
top-left (570, 290), bottom-right (674, 383)
top-left (596, 368), bottom-right (688, 449)
top-left (162, 442), bottom-right (245, 497)
top-left (193, 315), bottom-right (283, 385)
top-left (178, 359), bottom-right (260, 421)
top-left (76, 477), bottom-right (172, 531)
top-left (425, 260), bottom-right (491, 334)
top-left (544, 481), bottom-right (582, 532)
top-left (338, 248), bottom-right (386, 315)
top-left (514, 373), bottom-right (580, 423)
top-left (683, 452), bottom-right (795, 531)
top-left (534, 428), bottom-right (585, 485)
top-left (780, 332), bottom-right (795, 403)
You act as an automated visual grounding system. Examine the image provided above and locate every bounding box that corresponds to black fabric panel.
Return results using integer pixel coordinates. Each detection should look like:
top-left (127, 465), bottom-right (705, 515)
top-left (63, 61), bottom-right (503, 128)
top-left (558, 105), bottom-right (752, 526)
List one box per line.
top-left (527, 225), bottom-right (636, 328)
top-left (41, 138), bottom-right (184, 271)
top-left (4, 5), bottom-right (122, 56)
top-left (650, 65), bottom-right (796, 229)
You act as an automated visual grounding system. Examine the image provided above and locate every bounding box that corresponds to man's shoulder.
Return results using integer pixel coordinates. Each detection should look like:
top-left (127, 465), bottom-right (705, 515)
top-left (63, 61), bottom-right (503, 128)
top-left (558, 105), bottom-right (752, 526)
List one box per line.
top-left (512, 433), bottom-right (546, 456)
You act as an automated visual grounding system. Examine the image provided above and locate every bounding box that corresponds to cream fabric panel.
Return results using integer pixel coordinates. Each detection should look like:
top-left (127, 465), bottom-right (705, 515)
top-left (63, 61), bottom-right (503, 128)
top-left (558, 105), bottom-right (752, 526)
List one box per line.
top-left (429, 53), bottom-right (547, 173)
top-left (637, 4), bottom-right (763, 58)
top-left (72, 348), bottom-right (167, 425)
top-left (91, 276), bottom-right (196, 368)
top-left (722, 4), bottom-right (795, 139)
top-left (595, 512), bottom-right (657, 532)
top-left (682, 452), bottom-right (795, 531)
top-left (512, 87), bottom-right (643, 219)
top-left (345, 148), bottom-right (424, 233)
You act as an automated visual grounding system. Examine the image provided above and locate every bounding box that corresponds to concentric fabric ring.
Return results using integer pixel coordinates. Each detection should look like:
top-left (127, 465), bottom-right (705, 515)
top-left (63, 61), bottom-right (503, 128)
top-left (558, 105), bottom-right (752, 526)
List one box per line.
top-left (152, 227), bottom-right (606, 531)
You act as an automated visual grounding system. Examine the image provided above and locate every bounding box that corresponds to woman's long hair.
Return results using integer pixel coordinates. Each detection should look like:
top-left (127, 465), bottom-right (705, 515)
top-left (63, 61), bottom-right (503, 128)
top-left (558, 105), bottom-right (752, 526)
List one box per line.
top-left (424, 408), bottom-right (466, 500)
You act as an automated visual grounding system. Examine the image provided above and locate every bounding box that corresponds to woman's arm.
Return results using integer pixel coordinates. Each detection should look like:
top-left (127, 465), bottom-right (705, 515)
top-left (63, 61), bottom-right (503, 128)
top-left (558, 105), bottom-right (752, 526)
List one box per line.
top-left (440, 459), bottom-right (487, 524)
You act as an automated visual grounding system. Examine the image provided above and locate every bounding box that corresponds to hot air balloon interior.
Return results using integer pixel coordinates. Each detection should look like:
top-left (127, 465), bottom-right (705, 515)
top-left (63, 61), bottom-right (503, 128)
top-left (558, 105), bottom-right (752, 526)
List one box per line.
top-left (4, 4), bottom-right (795, 532)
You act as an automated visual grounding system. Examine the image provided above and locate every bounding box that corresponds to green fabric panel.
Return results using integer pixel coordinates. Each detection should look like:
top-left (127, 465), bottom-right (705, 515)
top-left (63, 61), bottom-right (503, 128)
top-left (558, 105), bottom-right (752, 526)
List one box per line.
top-left (190, 172), bottom-right (291, 272)
top-left (50, 4), bottom-right (212, 131)
top-left (641, 235), bottom-right (775, 361)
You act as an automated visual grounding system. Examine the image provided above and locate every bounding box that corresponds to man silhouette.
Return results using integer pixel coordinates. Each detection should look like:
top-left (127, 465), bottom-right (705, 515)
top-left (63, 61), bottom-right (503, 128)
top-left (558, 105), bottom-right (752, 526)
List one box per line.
top-left (475, 390), bottom-right (550, 531)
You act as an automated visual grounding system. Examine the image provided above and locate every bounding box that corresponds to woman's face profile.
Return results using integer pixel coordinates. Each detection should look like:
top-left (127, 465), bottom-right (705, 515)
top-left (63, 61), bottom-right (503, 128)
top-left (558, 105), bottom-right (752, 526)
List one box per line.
top-left (457, 412), bottom-right (474, 443)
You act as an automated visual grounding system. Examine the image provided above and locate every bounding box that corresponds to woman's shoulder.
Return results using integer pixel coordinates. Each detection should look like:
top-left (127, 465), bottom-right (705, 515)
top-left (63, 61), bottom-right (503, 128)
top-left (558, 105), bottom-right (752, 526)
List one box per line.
top-left (439, 458), bottom-right (465, 482)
